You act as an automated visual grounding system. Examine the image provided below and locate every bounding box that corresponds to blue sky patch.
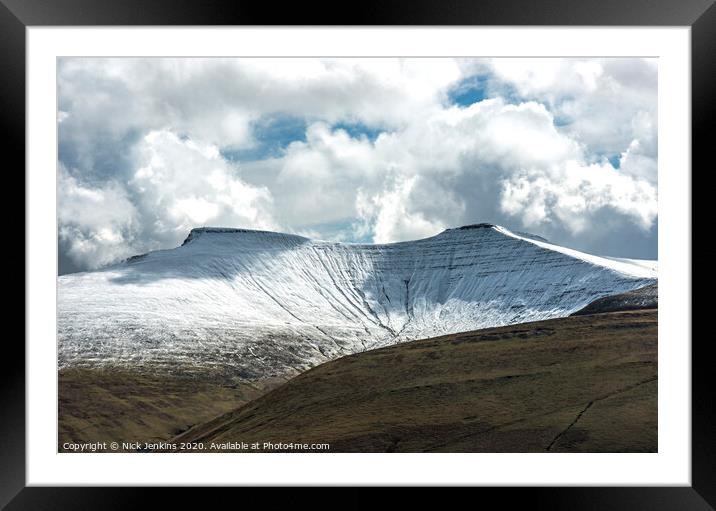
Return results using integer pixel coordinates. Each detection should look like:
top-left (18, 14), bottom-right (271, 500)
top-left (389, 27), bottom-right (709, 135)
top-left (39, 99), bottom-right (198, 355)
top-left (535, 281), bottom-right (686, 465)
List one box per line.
top-left (448, 74), bottom-right (490, 106)
top-left (552, 115), bottom-right (572, 127)
top-left (221, 116), bottom-right (387, 162)
top-left (608, 155), bottom-right (621, 169)
top-left (332, 122), bottom-right (385, 142)
top-left (448, 74), bottom-right (528, 108)
top-left (222, 114), bottom-right (308, 162)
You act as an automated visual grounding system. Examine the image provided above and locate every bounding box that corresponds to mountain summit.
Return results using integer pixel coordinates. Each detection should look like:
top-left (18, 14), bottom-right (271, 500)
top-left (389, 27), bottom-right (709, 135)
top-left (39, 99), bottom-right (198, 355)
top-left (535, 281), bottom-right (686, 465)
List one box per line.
top-left (58, 224), bottom-right (656, 382)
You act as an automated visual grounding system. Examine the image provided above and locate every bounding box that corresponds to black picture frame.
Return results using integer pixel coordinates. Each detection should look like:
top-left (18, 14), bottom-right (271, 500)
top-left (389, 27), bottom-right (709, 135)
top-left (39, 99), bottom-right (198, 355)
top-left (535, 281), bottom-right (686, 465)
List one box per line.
top-left (4, 0), bottom-right (711, 507)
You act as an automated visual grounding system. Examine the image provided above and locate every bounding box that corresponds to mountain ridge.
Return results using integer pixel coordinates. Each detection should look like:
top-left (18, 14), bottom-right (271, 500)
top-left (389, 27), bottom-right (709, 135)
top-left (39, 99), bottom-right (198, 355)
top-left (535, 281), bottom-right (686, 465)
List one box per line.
top-left (58, 224), bottom-right (657, 383)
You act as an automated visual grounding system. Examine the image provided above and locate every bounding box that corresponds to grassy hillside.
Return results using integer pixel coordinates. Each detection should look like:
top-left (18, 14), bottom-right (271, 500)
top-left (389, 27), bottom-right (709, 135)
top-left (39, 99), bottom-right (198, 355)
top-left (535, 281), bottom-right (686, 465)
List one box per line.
top-left (58, 368), bottom-right (285, 451)
top-left (173, 310), bottom-right (657, 453)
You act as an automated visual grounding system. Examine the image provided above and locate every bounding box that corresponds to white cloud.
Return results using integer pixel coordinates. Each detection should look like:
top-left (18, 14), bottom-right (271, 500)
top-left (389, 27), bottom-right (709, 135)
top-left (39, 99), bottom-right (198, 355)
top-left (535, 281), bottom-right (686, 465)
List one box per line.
top-left (58, 58), bottom-right (658, 270)
top-left (270, 123), bottom-right (381, 226)
top-left (355, 175), bottom-right (455, 243)
top-left (261, 97), bottom-right (656, 245)
top-left (58, 57), bottom-right (461, 153)
top-left (499, 160), bottom-right (658, 234)
top-left (129, 130), bottom-right (278, 245)
top-left (59, 131), bottom-right (279, 269)
top-left (58, 165), bottom-right (140, 269)
top-left (486, 58), bottom-right (658, 160)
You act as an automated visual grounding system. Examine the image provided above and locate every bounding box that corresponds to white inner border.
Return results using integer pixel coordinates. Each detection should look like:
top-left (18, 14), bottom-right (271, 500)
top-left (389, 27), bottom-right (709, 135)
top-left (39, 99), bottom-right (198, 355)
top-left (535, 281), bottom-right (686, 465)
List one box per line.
top-left (27, 27), bottom-right (691, 486)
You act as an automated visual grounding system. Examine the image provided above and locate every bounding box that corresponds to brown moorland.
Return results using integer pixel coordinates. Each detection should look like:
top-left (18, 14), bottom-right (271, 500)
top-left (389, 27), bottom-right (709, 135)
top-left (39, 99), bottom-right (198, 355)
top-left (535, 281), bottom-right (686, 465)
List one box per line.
top-left (171, 309), bottom-right (657, 453)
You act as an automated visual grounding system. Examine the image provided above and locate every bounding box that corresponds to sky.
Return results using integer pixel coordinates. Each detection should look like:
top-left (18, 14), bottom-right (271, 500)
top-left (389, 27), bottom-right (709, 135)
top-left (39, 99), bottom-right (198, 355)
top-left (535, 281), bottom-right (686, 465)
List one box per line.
top-left (57, 57), bottom-right (658, 274)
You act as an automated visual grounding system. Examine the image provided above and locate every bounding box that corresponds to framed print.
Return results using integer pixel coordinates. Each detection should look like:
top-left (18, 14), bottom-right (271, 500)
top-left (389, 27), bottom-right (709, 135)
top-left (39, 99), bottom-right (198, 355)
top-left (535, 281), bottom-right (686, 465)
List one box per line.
top-left (5, 0), bottom-right (713, 507)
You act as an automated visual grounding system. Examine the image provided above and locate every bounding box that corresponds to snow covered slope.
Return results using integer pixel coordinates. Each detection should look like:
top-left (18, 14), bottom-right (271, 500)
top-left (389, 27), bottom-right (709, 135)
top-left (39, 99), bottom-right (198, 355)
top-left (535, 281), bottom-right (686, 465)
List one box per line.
top-left (58, 224), bottom-right (657, 382)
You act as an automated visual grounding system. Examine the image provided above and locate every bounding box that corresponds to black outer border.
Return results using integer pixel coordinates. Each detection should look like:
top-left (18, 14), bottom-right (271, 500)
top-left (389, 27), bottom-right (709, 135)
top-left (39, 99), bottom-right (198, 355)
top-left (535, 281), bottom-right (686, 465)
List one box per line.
top-left (4, 0), bottom-right (712, 507)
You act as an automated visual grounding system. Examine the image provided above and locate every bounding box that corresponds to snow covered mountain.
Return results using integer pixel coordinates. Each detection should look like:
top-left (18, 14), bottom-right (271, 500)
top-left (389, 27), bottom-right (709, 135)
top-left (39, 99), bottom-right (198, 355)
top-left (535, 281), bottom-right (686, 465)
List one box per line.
top-left (57, 223), bottom-right (657, 382)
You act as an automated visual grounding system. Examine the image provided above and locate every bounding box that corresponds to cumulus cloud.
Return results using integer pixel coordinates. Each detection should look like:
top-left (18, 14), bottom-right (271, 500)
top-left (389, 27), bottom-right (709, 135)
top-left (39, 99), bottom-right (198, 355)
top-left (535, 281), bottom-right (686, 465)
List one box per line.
top-left (59, 130), bottom-right (278, 269)
top-left (58, 57), bottom-right (658, 272)
top-left (130, 130), bottom-right (277, 242)
top-left (499, 161), bottom-right (658, 233)
top-left (58, 165), bottom-right (140, 269)
top-left (482, 58), bottom-right (658, 160)
top-left (58, 58), bottom-right (460, 157)
top-left (259, 98), bottom-right (656, 246)
top-left (355, 175), bottom-right (459, 243)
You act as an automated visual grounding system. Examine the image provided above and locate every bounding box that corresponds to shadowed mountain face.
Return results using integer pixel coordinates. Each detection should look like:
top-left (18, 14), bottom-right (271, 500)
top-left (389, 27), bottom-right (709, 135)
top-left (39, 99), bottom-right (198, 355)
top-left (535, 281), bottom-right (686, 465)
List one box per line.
top-left (572, 283), bottom-right (657, 315)
top-left (171, 310), bottom-right (657, 453)
top-left (58, 224), bottom-right (656, 383)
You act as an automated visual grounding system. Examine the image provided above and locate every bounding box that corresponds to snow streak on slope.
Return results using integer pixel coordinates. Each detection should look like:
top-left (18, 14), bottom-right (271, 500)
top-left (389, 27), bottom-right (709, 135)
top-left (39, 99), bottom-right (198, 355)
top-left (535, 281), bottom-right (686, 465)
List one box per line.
top-left (58, 224), bottom-right (657, 382)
